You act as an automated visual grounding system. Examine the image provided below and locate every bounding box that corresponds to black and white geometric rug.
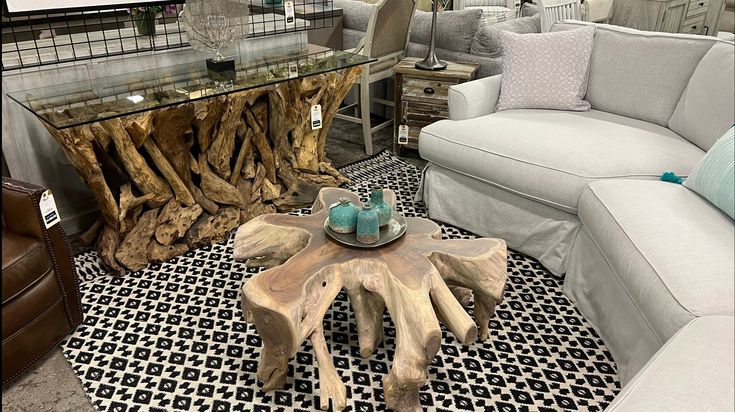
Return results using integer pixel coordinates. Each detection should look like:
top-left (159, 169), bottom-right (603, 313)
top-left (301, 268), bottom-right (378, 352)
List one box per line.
top-left (61, 151), bottom-right (620, 412)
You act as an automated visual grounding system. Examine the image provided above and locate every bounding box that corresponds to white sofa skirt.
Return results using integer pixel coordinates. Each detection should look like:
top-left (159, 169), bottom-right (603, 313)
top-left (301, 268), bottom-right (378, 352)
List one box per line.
top-left (564, 227), bottom-right (662, 385)
top-left (417, 163), bottom-right (580, 276)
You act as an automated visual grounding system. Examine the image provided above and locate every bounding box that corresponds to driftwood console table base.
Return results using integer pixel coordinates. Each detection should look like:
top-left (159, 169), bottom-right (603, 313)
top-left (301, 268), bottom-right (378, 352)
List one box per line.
top-left (38, 66), bottom-right (362, 274)
top-left (234, 188), bottom-right (508, 411)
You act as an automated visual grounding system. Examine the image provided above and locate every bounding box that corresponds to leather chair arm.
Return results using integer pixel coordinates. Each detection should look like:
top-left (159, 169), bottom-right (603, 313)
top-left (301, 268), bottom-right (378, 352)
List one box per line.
top-left (1, 177), bottom-right (83, 326)
top-left (2, 177), bottom-right (49, 239)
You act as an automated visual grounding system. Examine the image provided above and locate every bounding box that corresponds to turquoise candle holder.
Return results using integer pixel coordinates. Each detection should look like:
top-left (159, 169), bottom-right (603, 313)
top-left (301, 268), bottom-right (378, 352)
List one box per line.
top-left (370, 185), bottom-right (392, 227)
top-left (328, 197), bottom-right (359, 234)
top-left (356, 203), bottom-right (380, 244)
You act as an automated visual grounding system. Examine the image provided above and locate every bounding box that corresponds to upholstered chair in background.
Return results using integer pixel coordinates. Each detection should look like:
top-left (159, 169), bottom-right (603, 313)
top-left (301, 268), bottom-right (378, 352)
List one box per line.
top-left (2, 177), bottom-right (83, 387)
top-left (454, 0), bottom-right (522, 23)
top-left (537, 0), bottom-right (581, 31)
top-left (334, 0), bottom-right (418, 155)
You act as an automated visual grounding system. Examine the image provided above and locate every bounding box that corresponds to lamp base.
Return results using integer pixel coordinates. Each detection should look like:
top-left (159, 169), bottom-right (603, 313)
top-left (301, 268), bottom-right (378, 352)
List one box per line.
top-left (206, 58), bottom-right (236, 82)
top-left (415, 55), bottom-right (448, 71)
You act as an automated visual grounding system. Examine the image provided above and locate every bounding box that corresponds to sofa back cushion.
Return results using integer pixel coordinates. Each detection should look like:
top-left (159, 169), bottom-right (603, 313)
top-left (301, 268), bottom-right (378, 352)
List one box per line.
top-left (668, 42), bottom-right (735, 151)
top-left (470, 14), bottom-right (541, 58)
top-left (410, 9), bottom-right (483, 53)
top-left (552, 21), bottom-right (717, 126)
top-left (334, 0), bottom-right (374, 32)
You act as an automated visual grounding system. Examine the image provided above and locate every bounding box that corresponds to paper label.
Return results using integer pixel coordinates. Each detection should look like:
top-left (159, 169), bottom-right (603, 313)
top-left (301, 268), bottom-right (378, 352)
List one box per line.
top-left (288, 61), bottom-right (299, 79)
top-left (284, 1), bottom-right (295, 27)
top-left (398, 125), bottom-right (409, 145)
top-left (39, 190), bottom-right (61, 229)
top-left (311, 104), bottom-right (323, 130)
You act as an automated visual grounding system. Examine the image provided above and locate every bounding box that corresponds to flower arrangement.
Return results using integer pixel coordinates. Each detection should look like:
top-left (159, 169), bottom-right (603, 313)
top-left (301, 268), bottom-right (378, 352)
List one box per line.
top-left (128, 4), bottom-right (178, 16)
top-left (129, 4), bottom-right (178, 36)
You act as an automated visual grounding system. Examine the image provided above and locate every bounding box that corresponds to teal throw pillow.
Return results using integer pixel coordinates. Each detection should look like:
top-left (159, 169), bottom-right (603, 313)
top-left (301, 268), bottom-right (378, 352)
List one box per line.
top-left (684, 127), bottom-right (735, 219)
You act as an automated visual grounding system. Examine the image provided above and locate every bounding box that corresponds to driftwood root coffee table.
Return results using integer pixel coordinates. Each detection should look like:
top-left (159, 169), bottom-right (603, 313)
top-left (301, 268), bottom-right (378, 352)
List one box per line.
top-left (234, 188), bottom-right (508, 411)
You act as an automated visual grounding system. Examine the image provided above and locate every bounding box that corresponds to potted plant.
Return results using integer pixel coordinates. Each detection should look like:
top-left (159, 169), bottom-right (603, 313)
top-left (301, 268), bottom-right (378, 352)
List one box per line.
top-left (129, 5), bottom-right (178, 36)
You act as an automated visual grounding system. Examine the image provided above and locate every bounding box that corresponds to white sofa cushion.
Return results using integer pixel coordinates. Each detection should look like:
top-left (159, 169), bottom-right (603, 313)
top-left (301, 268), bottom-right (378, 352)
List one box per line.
top-left (578, 180), bottom-right (734, 343)
top-left (419, 109), bottom-right (705, 213)
top-left (552, 21), bottom-right (719, 127)
top-left (607, 316), bottom-right (734, 412)
top-left (669, 42), bottom-right (735, 151)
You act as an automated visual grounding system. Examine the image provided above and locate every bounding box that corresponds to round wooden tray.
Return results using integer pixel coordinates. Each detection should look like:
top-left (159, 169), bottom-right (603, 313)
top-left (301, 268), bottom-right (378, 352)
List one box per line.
top-left (324, 213), bottom-right (407, 248)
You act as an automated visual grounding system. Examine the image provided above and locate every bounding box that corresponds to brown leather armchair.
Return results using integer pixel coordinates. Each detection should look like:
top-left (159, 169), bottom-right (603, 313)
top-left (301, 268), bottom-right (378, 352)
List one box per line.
top-left (2, 177), bottom-right (83, 387)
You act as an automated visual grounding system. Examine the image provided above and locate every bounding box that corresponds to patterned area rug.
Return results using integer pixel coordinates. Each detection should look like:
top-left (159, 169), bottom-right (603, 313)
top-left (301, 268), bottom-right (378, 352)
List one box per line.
top-left (62, 151), bottom-right (620, 411)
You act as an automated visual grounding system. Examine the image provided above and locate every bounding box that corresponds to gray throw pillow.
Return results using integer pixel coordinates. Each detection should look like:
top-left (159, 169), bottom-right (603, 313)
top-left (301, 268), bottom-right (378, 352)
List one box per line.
top-left (410, 9), bottom-right (483, 53)
top-left (496, 26), bottom-right (596, 112)
top-left (470, 15), bottom-right (541, 58)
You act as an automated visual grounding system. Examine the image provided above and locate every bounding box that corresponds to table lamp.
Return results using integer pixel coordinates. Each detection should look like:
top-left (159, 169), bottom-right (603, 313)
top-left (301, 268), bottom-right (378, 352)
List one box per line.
top-left (415, 0), bottom-right (447, 71)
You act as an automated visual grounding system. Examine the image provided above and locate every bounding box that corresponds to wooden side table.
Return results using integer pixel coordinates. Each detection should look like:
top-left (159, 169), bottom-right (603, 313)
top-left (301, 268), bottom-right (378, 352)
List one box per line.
top-left (393, 58), bottom-right (479, 155)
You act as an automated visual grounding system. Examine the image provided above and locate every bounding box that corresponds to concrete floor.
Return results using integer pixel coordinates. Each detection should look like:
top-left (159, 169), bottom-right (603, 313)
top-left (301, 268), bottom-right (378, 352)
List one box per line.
top-left (1, 118), bottom-right (426, 411)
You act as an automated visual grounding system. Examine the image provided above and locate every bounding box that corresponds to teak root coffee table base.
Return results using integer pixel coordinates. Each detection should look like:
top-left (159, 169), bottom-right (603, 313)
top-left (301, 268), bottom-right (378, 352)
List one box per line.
top-left (234, 188), bottom-right (508, 411)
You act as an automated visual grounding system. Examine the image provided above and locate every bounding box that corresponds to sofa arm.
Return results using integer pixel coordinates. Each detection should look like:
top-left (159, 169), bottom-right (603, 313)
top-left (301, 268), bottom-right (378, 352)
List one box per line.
top-left (448, 75), bottom-right (502, 121)
top-left (606, 316), bottom-right (734, 411)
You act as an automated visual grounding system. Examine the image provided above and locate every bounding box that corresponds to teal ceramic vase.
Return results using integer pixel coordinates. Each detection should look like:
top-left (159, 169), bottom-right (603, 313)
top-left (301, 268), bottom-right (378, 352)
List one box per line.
top-left (356, 203), bottom-right (380, 244)
top-left (370, 185), bottom-right (392, 227)
top-left (328, 197), bottom-right (359, 234)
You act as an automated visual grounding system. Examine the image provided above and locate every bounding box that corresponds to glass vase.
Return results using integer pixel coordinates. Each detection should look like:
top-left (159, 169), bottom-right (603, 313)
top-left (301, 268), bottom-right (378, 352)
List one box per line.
top-left (134, 12), bottom-right (157, 36)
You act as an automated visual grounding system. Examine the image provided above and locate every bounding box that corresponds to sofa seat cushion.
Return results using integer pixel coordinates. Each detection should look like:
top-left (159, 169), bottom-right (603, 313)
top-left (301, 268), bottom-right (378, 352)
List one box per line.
top-left (579, 180), bottom-right (734, 343)
top-left (343, 28), bottom-right (365, 51)
top-left (2, 230), bottom-right (52, 304)
top-left (419, 109), bottom-right (705, 213)
top-left (606, 316), bottom-right (734, 412)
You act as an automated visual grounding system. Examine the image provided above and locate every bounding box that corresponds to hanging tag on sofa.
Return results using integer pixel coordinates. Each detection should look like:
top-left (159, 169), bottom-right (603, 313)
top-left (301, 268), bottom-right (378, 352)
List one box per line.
top-left (288, 61), bottom-right (299, 79)
top-left (285, 1), bottom-right (296, 27)
top-left (398, 125), bottom-right (409, 145)
top-left (39, 190), bottom-right (61, 229)
top-left (311, 104), bottom-right (322, 130)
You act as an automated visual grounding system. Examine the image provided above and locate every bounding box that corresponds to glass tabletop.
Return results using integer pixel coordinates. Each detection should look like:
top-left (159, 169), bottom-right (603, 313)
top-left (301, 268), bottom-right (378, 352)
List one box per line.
top-left (7, 48), bottom-right (373, 130)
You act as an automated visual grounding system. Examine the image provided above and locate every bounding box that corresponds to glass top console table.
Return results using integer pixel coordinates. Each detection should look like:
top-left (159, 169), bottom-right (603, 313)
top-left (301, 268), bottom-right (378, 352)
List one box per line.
top-left (8, 47), bottom-right (371, 129)
top-left (7, 47), bottom-right (372, 274)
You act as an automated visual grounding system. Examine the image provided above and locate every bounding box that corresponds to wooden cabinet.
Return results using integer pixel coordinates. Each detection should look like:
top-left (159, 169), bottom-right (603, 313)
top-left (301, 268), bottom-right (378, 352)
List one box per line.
top-left (640, 0), bottom-right (725, 34)
top-left (392, 58), bottom-right (479, 155)
top-left (640, 0), bottom-right (688, 32)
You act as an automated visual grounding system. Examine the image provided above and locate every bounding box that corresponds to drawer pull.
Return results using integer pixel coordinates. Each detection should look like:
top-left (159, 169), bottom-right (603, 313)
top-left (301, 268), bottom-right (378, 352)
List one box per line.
top-left (424, 87), bottom-right (435, 95)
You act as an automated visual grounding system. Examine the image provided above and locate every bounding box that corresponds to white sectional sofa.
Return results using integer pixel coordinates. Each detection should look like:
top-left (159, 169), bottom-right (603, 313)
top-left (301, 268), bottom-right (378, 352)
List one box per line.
top-left (417, 21), bottom-right (734, 408)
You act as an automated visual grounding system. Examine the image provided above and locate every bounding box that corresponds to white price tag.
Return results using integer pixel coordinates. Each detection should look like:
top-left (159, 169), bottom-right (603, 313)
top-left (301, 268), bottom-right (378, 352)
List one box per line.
top-left (284, 1), bottom-right (296, 27)
top-left (398, 125), bottom-right (409, 145)
top-left (311, 104), bottom-right (323, 130)
top-left (288, 61), bottom-right (299, 79)
top-left (39, 190), bottom-right (61, 229)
